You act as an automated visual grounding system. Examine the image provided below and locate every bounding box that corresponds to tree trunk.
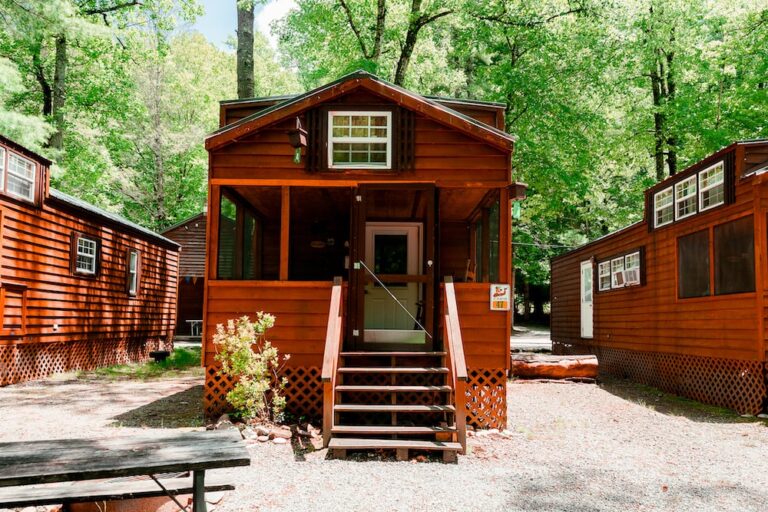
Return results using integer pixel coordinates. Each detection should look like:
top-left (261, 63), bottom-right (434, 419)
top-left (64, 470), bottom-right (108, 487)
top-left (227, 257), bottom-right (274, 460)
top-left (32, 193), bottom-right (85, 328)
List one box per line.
top-left (651, 67), bottom-right (665, 182)
top-left (32, 42), bottom-right (52, 118)
top-left (372, 0), bottom-right (386, 61)
top-left (49, 35), bottom-right (68, 150)
top-left (393, 0), bottom-right (452, 85)
top-left (236, 1), bottom-right (255, 99)
top-left (664, 48), bottom-right (677, 176)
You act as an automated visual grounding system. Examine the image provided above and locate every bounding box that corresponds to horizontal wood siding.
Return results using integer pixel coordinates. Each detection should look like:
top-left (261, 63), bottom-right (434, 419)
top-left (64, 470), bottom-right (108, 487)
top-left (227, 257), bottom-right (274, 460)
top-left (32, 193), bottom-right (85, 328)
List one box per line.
top-left (551, 172), bottom-right (763, 361)
top-left (210, 115), bottom-right (509, 187)
top-left (203, 281), bottom-right (332, 367)
top-left (163, 214), bottom-right (206, 278)
top-left (454, 283), bottom-right (508, 369)
top-left (0, 197), bottom-right (179, 346)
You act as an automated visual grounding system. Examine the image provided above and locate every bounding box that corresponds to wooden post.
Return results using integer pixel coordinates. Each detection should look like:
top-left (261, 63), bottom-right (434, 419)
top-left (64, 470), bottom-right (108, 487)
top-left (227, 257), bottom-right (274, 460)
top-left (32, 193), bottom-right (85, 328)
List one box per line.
top-left (280, 186), bottom-right (290, 280)
top-left (192, 470), bottom-right (207, 512)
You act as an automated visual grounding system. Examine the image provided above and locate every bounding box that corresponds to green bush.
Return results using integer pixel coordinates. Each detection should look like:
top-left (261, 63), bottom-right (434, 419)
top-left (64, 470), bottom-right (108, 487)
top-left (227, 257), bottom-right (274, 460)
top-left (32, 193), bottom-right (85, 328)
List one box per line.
top-left (213, 312), bottom-right (289, 422)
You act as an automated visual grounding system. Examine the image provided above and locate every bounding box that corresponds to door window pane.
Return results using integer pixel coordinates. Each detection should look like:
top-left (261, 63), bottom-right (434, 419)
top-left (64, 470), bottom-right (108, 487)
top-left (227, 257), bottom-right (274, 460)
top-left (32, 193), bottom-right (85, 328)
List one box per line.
top-left (678, 229), bottom-right (710, 298)
top-left (374, 234), bottom-right (408, 275)
top-left (715, 216), bottom-right (754, 295)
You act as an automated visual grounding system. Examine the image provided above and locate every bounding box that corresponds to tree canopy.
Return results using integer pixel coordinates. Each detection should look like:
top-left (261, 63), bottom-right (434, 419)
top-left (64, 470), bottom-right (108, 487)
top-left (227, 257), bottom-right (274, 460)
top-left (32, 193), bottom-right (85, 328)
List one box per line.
top-left (0, 0), bottom-right (765, 289)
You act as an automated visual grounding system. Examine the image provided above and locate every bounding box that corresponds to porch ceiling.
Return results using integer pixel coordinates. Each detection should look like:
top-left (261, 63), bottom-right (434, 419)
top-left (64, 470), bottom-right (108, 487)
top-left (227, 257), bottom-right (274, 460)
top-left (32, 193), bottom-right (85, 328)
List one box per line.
top-left (440, 188), bottom-right (491, 221)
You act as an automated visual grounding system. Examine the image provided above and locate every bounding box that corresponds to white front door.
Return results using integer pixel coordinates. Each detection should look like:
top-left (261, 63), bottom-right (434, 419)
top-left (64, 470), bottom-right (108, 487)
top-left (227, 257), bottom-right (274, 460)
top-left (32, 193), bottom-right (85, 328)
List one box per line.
top-left (580, 260), bottom-right (594, 339)
top-left (364, 222), bottom-right (423, 343)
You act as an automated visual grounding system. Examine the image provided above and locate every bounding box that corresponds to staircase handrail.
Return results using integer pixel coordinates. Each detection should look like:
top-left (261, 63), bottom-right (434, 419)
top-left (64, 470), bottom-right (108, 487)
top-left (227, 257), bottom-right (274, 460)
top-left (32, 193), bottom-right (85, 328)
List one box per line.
top-left (321, 277), bottom-right (343, 447)
top-left (443, 276), bottom-right (467, 453)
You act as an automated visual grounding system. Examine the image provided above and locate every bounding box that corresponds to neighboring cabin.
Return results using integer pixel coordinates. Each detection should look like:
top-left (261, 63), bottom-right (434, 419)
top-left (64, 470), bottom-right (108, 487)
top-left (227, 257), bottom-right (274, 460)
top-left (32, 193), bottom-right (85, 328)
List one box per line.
top-left (202, 71), bottom-right (526, 458)
top-left (0, 135), bottom-right (180, 386)
top-left (162, 212), bottom-right (206, 339)
top-left (551, 140), bottom-right (768, 414)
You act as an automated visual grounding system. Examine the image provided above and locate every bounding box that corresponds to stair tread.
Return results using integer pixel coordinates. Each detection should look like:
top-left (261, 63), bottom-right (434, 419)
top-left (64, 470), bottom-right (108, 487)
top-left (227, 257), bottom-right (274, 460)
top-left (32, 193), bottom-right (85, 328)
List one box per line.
top-left (334, 404), bottom-right (455, 412)
top-left (338, 367), bottom-right (448, 373)
top-left (329, 437), bottom-right (462, 451)
top-left (340, 351), bottom-right (446, 356)
top-left (336, 385), bottom-right (452, 392)
top-left (332, 425), bottom-right (456, 434)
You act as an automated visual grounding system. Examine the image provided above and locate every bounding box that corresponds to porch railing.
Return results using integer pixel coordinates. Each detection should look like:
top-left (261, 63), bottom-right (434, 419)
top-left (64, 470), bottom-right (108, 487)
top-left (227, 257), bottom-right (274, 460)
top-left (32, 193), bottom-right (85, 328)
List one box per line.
top-left (443, 277), bottom-right (467, 453)
top-left (321, 277), bottom-right (343, 448)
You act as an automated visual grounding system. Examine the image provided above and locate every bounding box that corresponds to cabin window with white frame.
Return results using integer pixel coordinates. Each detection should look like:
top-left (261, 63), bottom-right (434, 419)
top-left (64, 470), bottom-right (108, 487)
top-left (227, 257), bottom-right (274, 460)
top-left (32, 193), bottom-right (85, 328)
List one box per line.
top-left (0, 148), bottom-right (5, 188)
top-left (75, 235), bottom-right (98, 275)
top-left (6, 152), bottom-right (36, 202)
top-left (328, 112), bottom-right (391, 169)
top-left (699, 162), bottom-right (725, 211)
top-left (610, 257), bottom-right (625, 288)
top-left (623, 251), bottom-right (641, 286)
top-left (598, 261), bottom-right (611, 291)
top-left (654, 187), bottom-right (673, 227)
top-left (674, 175), bottom-right (697, 220)
top-left (127, 250), bottom-right (139, 295)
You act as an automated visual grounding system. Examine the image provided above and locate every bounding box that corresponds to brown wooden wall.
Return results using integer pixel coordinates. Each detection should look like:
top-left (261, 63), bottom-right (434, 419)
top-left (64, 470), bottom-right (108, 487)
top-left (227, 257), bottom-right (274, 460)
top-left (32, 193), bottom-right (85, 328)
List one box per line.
top-left (551, 158), bottom-right (766, 362)
top-left (0, 197), bottom-right (179, 348)
top-left (454, 283), bottom-right (510, 370)
top-left (162, 213), bottom-right (206, 278)
top-left (176, 278), bottom-right (204, 334)
top-left (204, 281), bottom-right (332, 368)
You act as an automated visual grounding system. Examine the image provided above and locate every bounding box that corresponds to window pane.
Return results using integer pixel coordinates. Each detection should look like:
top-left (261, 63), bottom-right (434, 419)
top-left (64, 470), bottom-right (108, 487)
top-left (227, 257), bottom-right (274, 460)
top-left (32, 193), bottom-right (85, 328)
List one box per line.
top-left (611, 257), bottom-right (625, 288)
top-left (598, 262), bottom-right (611, 290)
top-left (678, 229), bottom-right (710, 298)
top-left (333, 115), bottom-right (349, 127)
top-left (218, 196), bottom-right (238, 279)
top-left (374, 234), bottom-right (408, 275)
top-left (243, 212), bottom-right (258, 280)
top-left (488, 200), bottom-right (500, 282)
top-left (675, 176), bottom-right (697, 219)
top-left (655, 188), bottom-right (673, 226)
top-left (715, 216), bottom-right (754, 295)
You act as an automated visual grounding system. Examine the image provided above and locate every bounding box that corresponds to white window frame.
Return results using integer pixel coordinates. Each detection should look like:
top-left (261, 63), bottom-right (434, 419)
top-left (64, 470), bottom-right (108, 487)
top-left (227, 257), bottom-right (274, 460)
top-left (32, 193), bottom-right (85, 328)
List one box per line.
top-left (610, 257), bottom-right (625, 288)
top-left (623, 251), bottom-right (641, 286)
top-left (75, 236), bottom-right (98, 275)
top-left (327, 111), bottom-right (392, 169)
top-left (128, 250), bottom-right (139, 295)
top-left (698, 161), bottom-right (725, 212)
top-left (674, 175), bottom-right (697, 221)
top-left (0, 147), bottom-right (5, 190)
top-left (6, 151), bottom-right (36, 202)
top-left (598, 261), bottom-right (612, 291)
top-left (654, 187), bottom-right (673, 228)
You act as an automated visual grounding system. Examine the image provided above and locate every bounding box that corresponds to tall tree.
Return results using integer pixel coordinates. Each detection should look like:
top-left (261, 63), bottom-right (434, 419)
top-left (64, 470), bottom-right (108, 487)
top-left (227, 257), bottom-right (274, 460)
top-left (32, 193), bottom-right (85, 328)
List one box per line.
top-left (237, 0), bottom-right (255, 98)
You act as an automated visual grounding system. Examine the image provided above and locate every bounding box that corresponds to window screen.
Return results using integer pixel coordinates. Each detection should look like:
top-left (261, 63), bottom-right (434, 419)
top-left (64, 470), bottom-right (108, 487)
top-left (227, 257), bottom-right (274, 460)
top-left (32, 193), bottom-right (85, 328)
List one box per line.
top-left (678, 229), bottom-right (710, 298)
top-left (217, 196), bottom-right (237, 279)
top-left (714, 216), bottom-right (754, 295)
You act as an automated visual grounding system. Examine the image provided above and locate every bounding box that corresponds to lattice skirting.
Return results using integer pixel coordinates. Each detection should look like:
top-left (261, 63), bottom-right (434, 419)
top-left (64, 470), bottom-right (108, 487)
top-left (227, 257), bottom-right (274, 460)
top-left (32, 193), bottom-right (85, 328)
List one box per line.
top-left (553, 342), bottom-right (767, 415)
top-left (465, 368), bottom-right (507, 429)
top-left (0, 338), bottom-right (164, 386)
top-left (204, 365), bottom-right (323, 421)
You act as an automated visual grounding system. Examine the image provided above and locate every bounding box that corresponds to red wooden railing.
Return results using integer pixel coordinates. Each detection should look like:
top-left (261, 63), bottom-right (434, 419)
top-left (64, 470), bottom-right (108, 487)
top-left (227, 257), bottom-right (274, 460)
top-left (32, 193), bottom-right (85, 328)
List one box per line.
top-left (443, 277), bottom-right (467, 453)
top-left (321, 278), bottom-right (343, 447)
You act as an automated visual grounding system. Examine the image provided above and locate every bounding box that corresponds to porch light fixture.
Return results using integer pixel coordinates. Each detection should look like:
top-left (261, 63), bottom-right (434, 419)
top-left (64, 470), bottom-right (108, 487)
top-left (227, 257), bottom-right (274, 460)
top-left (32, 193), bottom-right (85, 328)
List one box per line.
top-left (287, 117), bottom-right (307, 164)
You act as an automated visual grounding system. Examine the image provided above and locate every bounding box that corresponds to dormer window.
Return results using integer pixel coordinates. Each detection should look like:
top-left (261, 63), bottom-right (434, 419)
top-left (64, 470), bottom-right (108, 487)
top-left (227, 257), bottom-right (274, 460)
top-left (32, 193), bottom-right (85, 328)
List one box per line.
top-left (328, 111), bottom-right (391, 169)
top-left (699, 161), bottom-right (725, 211)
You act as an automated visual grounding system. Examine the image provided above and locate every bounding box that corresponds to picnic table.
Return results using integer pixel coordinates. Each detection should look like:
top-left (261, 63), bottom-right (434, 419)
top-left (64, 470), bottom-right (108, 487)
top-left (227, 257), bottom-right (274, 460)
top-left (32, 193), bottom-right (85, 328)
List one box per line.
top-left (0, 429), bottom-right (250, 512)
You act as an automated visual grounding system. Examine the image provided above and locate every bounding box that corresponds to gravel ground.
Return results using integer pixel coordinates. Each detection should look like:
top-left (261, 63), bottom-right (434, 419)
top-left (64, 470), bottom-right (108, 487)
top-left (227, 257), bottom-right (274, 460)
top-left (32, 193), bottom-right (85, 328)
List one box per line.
top-left (1, 372), bottom-right (767, 511)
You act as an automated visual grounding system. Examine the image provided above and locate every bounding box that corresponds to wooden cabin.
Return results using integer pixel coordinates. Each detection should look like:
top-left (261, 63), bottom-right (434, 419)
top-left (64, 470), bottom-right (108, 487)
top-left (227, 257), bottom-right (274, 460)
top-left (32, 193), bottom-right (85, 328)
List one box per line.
top-left (0, 134), bottom-right (180, 386)
top-left (551, 140), bottom-right (768, 415)
top-left (203, 71), bottom-right (526, 458)
top-left (162, 212), bottom-right (206, 340)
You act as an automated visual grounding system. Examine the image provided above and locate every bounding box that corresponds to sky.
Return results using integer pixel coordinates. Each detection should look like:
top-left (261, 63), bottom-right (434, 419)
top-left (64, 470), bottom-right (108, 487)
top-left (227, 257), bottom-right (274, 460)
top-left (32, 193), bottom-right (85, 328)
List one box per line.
top-left (192, 0), bottom-right (297, 49)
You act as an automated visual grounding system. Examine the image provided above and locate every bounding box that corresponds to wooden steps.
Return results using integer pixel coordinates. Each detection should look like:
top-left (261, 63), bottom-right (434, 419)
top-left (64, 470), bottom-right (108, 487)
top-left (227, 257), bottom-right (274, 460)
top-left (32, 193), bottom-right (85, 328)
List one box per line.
top-left (340, 351), bottom-right (446, 357)
top-left (328, 349), bottom-right (462, 462)
top-left (337, 367), bottom-right (448, 374)
top-left (331, 425), bottom-right (455, 435)
top-left (334, 404), bottom-right (455, 413)
top-left (328, 438), bottom-right (462, 462)
top-left (335, 385), bottom-right (452, 392)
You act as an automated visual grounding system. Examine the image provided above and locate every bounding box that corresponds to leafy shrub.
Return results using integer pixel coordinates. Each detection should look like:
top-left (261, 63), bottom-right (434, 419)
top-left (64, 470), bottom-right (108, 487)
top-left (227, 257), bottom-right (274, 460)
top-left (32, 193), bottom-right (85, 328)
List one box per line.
top-left (213, 312), bottom-right (290, 422)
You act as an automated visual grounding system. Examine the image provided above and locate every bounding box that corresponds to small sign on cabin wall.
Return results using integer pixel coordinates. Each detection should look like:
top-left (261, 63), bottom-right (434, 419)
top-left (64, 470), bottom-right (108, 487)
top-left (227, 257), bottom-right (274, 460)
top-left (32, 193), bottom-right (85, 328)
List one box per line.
top-left (490, 284), bottom-right (511, 311)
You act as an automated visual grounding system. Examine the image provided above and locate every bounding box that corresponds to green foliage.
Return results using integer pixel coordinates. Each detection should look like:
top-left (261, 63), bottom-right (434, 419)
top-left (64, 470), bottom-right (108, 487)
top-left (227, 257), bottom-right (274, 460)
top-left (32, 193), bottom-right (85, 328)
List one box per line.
top-left (213, 313), bottom-right (289, 422)
top-left (81, 347), bottom-right (203, 380)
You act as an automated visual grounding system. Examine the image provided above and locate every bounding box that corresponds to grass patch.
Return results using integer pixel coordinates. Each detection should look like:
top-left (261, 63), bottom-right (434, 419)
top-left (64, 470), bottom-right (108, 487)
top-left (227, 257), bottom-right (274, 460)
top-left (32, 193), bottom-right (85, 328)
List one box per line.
top-left (80, 347), bottom-right (203, 381)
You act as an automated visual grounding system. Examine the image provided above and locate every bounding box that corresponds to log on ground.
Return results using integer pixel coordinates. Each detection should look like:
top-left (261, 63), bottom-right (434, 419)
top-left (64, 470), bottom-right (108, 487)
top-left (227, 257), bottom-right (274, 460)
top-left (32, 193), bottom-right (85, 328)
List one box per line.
top-left (510, 353), bottom-right (598, 380)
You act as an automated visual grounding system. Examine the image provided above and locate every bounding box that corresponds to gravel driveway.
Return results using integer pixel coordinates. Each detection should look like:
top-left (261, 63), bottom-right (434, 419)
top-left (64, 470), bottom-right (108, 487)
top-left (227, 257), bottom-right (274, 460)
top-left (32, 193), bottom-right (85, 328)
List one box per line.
top-left (1, 372), bottom-right (767, 512)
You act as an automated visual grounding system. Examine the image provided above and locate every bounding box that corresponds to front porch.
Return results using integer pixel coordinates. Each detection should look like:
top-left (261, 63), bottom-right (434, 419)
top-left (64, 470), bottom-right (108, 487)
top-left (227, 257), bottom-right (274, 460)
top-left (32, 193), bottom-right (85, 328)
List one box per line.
top-left (202, 183), bottom-right (515, 455)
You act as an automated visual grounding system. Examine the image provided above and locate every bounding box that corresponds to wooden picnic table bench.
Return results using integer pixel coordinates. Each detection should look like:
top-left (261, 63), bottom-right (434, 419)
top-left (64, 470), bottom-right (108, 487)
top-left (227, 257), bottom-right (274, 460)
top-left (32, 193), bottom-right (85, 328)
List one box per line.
top-left (0, 429), bottom-right (250, 512)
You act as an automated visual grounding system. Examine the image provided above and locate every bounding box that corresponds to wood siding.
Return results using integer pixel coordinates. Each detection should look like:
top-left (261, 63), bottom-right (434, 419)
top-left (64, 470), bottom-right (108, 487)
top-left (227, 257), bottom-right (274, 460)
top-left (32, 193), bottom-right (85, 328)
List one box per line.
top-left (0, 195), bottom-right (179, 347)
top-left (204, 281), bottom-right (333, 368)
top-left (454, 283), bottom-right (509, 369)
top-left (162, 213), bottom-right (206, 278)
top-left (551, 146), bottom-right (767, 362)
